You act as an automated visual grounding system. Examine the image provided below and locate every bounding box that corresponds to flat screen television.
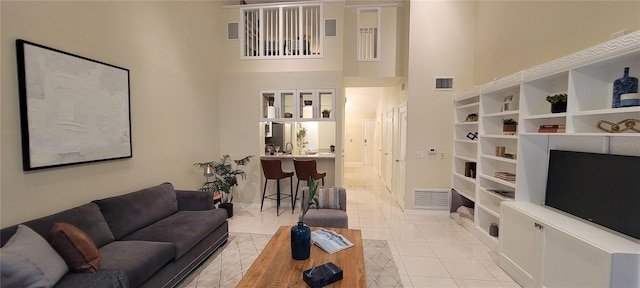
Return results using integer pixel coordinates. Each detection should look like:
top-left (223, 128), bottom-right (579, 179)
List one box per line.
top-left (545, 150), bottom-right (640, 240)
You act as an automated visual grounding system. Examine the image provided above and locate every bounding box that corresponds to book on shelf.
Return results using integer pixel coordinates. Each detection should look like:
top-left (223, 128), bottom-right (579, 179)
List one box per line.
top-left (539, 124), bottom-right (566, 128)
top-left (538, 128), bottom-right (566, 133)
top-left (494, 171), bottom-right (516, 182)
top-left (311, 229), bottom-right (354, 254)
top-left (538, 124), bottom-right (566, 133)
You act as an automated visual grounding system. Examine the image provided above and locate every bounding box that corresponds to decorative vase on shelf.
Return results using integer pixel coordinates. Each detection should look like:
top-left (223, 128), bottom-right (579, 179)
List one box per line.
top-left (612, 67), bottom-right (638, 108)
top-left (551, 102), bottom-right (567, 113)
top-left (291, 221), bottom-right (311, 260)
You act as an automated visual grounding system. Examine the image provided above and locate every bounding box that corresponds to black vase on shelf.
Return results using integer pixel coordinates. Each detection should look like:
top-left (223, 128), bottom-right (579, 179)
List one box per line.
top-left (612, 67), bottom-right (638, 108)
top-left (291, 221), bottom-right (311, 260)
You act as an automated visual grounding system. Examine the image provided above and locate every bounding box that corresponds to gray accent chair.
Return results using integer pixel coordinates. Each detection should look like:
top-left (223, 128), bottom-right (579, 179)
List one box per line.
top-left (301, 187), bottom-right (348, 228)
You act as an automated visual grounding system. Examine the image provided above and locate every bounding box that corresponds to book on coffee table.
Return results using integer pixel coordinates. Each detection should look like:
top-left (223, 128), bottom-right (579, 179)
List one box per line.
top-left (311, 229), bottom-right (354, 254)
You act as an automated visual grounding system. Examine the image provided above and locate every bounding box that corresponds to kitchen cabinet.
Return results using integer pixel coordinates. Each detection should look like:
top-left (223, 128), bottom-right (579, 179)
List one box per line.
top-left (501, 202), bottom-right (640, 288)
top-left (261, 89), bottom-right (335, 121)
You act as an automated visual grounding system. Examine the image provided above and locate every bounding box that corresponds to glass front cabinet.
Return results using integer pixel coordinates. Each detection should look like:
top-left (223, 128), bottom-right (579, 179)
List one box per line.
top-left (260, 89), bottom-right (335, 121)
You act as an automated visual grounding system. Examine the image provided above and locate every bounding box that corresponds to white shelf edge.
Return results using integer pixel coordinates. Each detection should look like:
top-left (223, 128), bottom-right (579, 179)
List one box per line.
top-left (452, 184), bottom-right (476, 202)
top-left (523, 113), bottom-right (567, 120)
top-left (479, 187), bottom-right (514, 202)
top-left (572, 106), bottom-right (640, 116)
top-left (479, 174), bottom-right (517, 188)
top-left (453, 172), bottom-right (477, 185)
top-left (454, 121), bottom-right (478, 126)
top-left (454, 155), bottom-right (477, 162)
top-left (519, 132), bottom-right (640, 137)
top-left (454, 139), bottom-right (478, 144)
top-left (477, 203), bottom-right (501, 218)
top-left (482, 110), bottom-right (520, 118)
top-left (457, 102), bottom-right (480, 109)
top-left (480, 154), bottom-right (518, 164)
top-left (479, 134), bottom-right (519, 140)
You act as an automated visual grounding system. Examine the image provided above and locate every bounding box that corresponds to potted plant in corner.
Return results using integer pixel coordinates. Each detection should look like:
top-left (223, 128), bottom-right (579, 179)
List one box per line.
top-left (546, 93), bottom-right (567, 113)
top-left (321, 109), bottom-right (331, 118)
top-left (502, 118), bottom-right (518, 135)
top-left (194, 154), bottom-right (253, 218)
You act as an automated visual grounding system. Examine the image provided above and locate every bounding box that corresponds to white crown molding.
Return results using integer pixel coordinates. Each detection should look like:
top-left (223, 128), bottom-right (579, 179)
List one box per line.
top-left (522, 30), bottom-right (640, 81)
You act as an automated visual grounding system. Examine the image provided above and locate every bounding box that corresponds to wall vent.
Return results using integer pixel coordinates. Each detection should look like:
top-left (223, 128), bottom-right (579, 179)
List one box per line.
top-left (435, 77), bottom-right (454, 90)
top-left (227, 22), bottom-right (239, 40)
top-left (414, 189), bottom-right (450, 209)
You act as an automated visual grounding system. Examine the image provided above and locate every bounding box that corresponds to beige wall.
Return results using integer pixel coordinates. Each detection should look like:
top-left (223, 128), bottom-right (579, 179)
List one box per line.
top-left (0, 1), bottom-right (222, 228)
top-left (473, 1), bottom-right (640, 84)
top-left (406, 0), bottom-right (477, 210)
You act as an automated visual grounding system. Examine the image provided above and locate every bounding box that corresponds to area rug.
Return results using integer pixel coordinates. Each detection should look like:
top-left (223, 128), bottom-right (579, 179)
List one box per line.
top-left (177, 232), bottom-right (403, 288)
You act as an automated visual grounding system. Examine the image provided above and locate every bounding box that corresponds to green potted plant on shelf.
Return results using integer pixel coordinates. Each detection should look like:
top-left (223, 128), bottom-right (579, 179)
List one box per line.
top-left (194, 154), bottom-right (253, 218)
top-left (502, 118), bottom-right (518, 135)
top-left (546, 93), bottom-right (568, 113)
top-left (321, 109), bottom-right (331, 118)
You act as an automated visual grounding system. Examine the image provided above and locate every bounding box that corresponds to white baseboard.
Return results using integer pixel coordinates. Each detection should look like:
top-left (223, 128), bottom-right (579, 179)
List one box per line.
top-left (403, 209), bottom-right (449, 216)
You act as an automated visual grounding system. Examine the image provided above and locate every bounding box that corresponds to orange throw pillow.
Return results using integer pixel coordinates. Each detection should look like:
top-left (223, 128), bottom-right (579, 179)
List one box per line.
top-left (48, 222), bottom-right (100, 273)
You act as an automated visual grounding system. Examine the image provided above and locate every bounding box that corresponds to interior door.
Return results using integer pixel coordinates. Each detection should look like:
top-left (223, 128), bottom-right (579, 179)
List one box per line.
top-left (395, 105), bottom-right (407, 208)
top-left (384, 110), bottom-right (394, 190)
top-left (363, 120), bottom-right (374, 165)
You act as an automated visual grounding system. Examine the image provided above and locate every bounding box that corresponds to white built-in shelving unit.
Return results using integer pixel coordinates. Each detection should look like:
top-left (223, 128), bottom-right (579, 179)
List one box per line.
top-left (454, 31), bottom-right (640, 287)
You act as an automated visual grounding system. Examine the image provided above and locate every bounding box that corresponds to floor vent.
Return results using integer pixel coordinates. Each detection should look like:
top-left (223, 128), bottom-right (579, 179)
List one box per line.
top-left (414, 189), bottom-right (450, 209)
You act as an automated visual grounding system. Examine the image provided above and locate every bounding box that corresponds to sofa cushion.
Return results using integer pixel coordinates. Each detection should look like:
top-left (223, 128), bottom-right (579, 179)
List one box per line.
top-left (121, 209), bottom-right (227, 260)
top-left (99, 241), bottom-right (174, 288)
top-left (53, 269), bottom-right (128, 288)
top-left (49, 222), bottom-right (100, 273)
top-left (315, 187), bottom-right (341, 209)
top-left (0, 225), bottom-right (68, 288)
top-left (7, 203), bottom-right (115, 248)
top-left (94, 183), bottom-right (179, 239)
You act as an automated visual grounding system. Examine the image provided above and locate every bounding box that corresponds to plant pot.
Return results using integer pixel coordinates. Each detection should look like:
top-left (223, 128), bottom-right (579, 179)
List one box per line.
top-left (503, 124), bottom-right (517, 135)
top-left (291, 222), bottom-right (311, 260)
top-left (219, 203), bottom-right (233, 218)
top-left (551, 102), bottom-right (567, 113)
top-left (322, 112), bottom-right (330, 118)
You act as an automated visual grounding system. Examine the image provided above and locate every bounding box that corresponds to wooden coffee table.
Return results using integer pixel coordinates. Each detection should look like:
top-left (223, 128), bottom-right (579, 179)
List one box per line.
top-left (237, 225), bottom-right (366, 287)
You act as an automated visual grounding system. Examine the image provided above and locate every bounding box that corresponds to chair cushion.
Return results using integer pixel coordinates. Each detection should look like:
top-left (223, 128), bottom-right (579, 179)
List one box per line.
top-left (0, 225), bottom-right (68, 288)
top-left (315, 187), bottom-right (341, 209)
top-left (49, 223), bottom-right (100, 273)
top-left (303, 210), bottom-right (348, 229)
top-left (99, 241), bottom-right (174, 288)
top-left (94, 182), bottom-right (179, 239)
top-left (121, 209), bottom-right (227, 260)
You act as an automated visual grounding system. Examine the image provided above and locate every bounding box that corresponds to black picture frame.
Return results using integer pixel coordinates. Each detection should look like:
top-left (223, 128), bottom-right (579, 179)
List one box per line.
top-left (16, 39), bottom-right (132, 171)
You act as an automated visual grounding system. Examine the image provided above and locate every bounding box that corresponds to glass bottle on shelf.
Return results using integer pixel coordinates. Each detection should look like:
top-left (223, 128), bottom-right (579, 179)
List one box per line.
top-left (612, 67), bottom-right (638, 108)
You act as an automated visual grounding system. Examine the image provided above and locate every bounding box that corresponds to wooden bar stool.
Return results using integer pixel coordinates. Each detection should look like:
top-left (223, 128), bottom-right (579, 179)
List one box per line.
top-left (260, 159), bottom-right (294, 216)
top-left (293, 159), bottom-right (326, 211)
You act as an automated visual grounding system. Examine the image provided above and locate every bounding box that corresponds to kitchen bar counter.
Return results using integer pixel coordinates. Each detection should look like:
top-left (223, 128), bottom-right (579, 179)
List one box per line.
top-left (260, 153), bottom-right (335, 159)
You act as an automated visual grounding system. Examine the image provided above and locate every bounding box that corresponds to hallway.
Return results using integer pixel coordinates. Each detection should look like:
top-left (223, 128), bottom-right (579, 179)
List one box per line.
top-left (228, 164), bottom-right (519, 287)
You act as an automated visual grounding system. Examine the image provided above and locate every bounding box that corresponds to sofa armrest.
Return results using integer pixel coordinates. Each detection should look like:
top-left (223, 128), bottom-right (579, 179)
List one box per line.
top-left (175, 190), bottom-right (214, 211)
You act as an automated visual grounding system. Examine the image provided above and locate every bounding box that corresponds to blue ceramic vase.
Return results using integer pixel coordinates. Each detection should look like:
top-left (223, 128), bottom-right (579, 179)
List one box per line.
top-left (291, 221), bottom-right (311, 260)
top-left (613, 67), bottom-right (638, 108)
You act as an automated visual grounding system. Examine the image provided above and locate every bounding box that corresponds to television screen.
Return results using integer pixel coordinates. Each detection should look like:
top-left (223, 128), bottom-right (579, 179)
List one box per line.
top-left (545, 150), bottom-right (640, 240)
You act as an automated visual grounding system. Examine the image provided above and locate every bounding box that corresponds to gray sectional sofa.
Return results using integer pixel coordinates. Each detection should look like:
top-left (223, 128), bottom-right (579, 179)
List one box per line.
top-left (0, 182), bottom-right (229, 288)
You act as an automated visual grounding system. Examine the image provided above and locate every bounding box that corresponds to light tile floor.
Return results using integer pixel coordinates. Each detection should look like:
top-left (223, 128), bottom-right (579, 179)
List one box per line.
top-left (228, 164), bottom-right (520, 288)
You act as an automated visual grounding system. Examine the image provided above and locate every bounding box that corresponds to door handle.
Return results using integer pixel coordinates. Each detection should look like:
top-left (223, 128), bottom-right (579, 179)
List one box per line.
top-left (395, 159), bottom-right (400, 162)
